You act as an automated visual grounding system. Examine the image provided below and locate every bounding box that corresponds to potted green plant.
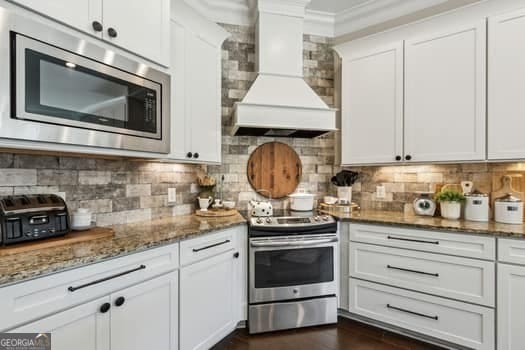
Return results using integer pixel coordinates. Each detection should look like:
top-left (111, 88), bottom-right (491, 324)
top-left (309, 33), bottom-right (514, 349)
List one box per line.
top-left (435, 189), bottom-right (466, 220)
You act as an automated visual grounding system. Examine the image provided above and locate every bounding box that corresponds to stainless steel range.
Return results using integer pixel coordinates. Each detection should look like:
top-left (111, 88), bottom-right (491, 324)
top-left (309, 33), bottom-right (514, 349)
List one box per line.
top-left (248, 211), bottom-right (338, 334)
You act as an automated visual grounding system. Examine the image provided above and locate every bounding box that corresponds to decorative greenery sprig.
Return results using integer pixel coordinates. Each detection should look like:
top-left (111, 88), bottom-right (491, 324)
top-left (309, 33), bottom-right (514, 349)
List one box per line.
top-left (434, 189), bottom-right (466, 203)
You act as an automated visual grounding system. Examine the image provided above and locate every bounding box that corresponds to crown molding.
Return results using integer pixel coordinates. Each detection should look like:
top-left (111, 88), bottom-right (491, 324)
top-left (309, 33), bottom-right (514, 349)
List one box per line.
top-left (334, 0), bottom-right (448, 36)
top-left (186, 0), bottom-right (450, 37)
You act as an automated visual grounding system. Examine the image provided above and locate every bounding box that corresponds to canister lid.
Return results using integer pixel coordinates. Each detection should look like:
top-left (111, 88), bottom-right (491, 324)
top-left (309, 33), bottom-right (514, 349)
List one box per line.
top-left (495, 193), bottom-right (523, 203)
top-left (466, 189), bottom-right (488, 197)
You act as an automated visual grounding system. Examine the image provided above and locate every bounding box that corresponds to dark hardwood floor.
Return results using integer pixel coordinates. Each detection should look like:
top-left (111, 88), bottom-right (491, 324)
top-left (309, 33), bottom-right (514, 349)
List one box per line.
top-left (212, 317), bottom-right (444, 350)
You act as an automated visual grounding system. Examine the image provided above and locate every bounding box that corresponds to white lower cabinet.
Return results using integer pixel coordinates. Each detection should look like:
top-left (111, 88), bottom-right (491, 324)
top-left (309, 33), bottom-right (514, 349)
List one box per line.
top-left (10, 271), bottom-right (178, 350)
top-left (11, 296), bottom-right (110, 350)
top-left (349, 279), bottom-right (495, 350)
top-left (179, 226), bottom-right (247, 350)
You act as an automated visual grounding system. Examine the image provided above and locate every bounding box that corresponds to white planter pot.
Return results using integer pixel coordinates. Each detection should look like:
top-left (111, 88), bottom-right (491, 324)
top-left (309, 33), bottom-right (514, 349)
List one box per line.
top-left (440, 201), bottom-right (462, 220)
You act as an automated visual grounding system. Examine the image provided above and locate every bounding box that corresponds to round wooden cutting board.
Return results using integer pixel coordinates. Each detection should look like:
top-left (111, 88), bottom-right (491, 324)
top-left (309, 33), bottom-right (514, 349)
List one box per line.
top-left (247, 142), bottom-right (302, 199)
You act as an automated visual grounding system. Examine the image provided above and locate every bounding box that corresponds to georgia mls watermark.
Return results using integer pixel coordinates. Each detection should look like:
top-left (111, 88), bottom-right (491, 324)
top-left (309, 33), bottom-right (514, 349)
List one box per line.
top-left (0, 333), bottom-right (51, 350)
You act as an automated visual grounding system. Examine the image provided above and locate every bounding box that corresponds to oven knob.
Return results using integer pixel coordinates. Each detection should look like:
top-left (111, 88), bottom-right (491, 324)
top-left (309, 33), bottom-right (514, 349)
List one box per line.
top-left (293, 289), bottom-right (298, 294)
top-left (265, 217), bottom-right (272, 224)
top-left (256, 218), bottom-right (263, 224)
top-left (322, 215), bottom-right (330, 221)
top-left (314, 216), bottom-right (320, 221)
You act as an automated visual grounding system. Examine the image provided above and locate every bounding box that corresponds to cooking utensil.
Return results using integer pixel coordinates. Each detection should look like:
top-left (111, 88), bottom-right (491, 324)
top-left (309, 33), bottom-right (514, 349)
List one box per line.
top-left (461, 181), bottom-right (473, 195)
top-left (289, 190), bottom-right (316, 211)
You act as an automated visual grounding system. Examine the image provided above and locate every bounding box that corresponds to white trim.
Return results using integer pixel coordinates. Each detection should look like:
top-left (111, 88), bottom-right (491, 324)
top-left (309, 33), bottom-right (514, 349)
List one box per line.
top-left (305, 10), bottom-right (335, 37)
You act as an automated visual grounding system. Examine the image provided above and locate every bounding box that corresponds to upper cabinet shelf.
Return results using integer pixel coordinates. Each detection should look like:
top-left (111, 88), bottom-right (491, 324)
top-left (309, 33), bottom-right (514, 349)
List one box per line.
top-left (10, 0), bottom-right (170, 67)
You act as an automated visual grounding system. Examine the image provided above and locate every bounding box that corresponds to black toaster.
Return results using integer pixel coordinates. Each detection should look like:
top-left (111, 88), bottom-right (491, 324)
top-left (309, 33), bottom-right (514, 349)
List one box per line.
top-left (0, 194), bottom-right (70, 245)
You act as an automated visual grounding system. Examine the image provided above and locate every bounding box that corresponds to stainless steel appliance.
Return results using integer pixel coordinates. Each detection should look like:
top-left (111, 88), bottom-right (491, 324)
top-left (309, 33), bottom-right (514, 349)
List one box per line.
top-left (0, 7), bottom-right (170, 153)
top-left (0, 194), bottom-right (69, 245)
top-left (248, 211), bottom-right (338, 334)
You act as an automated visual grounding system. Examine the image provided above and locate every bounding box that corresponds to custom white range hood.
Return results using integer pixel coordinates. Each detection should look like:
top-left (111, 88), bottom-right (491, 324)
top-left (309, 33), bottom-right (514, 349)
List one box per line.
top-left (232, 0), bottom-right (337, 138)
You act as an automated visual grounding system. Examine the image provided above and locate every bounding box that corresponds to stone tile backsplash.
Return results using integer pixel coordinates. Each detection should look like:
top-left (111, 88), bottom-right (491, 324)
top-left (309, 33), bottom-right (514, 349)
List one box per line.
top-left (0, 154), bottom-right (204, 226)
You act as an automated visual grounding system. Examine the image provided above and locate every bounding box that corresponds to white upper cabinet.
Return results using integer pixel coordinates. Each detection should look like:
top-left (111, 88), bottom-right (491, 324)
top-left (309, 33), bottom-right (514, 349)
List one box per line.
top-left (340, 42), bottom-right (404, 165)
top-left (168, 0), bottom-right (228, 164)
top-left (11, 0), bottom-right (170, 66)
top-left (404, 21), bottom-right (486, 162)
top-left (488, 8), bottom-right (525, 160)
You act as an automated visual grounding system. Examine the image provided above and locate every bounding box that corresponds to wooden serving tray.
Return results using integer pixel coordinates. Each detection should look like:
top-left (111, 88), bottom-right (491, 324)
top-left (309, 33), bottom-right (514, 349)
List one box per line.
top-left (0, 227), bottom-right (114, 256)
top-left (195, 209), bottom-right (239, 217)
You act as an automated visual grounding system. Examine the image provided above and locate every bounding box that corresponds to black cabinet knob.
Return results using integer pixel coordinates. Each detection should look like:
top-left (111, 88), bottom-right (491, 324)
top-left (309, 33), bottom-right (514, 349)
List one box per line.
top-left (193, 153), bottom-right (199, 159)
top-left (186, 152), bottom-right (193, 158)
top-left (115, 296), bottom-right (126, 307)
top-left (92, 21), bottom-right (103, 32)
top-left (405, 155), bottom-right (412, 161)
top-left (395, 155), bottom-right (402, 161)
top-left (233, 252), bottom-right (239, 258)
top-left (107, 27), bottom-right (118, 38)
top-left (100, 302), bottom-right (111, 313)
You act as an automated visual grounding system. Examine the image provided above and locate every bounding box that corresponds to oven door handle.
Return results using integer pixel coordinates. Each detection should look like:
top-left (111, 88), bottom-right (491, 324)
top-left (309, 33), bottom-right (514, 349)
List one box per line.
top-left (250, 237), bottom-right (338, 247)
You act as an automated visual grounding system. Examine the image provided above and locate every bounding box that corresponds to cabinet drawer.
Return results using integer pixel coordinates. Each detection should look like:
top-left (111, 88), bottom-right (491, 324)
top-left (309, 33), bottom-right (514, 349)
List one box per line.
top-left (180, 228), bottom-right (237, 266)
top-left (350, 223), bottom-right (495, 260)
top-left (350, 243), bottom-right (495, 306)
top-left (349, 278), bottom-right (495, 350)
top-left (498, 238), bottom-right (525, 265)
top-left (0, 243), bottom-right (179, 331)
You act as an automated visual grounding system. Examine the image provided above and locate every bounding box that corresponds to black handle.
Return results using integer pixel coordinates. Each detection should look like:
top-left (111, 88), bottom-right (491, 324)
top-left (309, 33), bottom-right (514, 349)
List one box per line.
top-left (387, 304), bottom-right (438, 320)
top-left (115, 296), bottom-right (126, 307)
top-left (395, 155), bottom-right (402, 161)
top-left (405, 155), bottom-right (412, 161)
top-left (100, 302), bottom-right (111, 314)
top-left (387, 236), bottom-right (439, 245)
top-left (193, 240), bottom-right (230, 252)
top-left (387, 265), bottom-right (439, 277)
top-left (68, 265), bottom-right (146, 292)
top-left (233, 252), bottom-right (239, 258)
top-left (186, 152), bottom-right (193, 158)
top-left (193, 153), bottom-right (199, 159)
top-left (107, 27), bottom-right (118, 38)
top-left (92, 21), bottom-right (103, 32)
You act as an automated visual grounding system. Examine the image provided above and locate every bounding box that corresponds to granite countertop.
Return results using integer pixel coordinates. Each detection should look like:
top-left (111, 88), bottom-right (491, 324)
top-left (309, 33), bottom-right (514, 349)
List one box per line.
top-left (321, 209), bottom-right (525, 238)
top-left (0, 213), bottom-right (247, 287)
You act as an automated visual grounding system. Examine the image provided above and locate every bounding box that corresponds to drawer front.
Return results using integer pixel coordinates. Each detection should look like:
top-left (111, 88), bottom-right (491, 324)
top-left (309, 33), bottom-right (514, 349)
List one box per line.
top-left (349, 278), bottom-right (495, 350)
top-left (498, 238), bottom-right (525, 265)
top-left (0, 243), bottom-right (179, 331)
top-left (350, 243), bottom-right (495, 306)
top-left (180, 228), bottom-right (237, 266)
top-left (350, 223), bottom-right (495, 260)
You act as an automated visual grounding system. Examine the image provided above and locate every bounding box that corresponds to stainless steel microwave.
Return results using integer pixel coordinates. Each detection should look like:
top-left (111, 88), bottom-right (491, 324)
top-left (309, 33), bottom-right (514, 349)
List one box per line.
top-left (0, 7), bottom-right (170, 154)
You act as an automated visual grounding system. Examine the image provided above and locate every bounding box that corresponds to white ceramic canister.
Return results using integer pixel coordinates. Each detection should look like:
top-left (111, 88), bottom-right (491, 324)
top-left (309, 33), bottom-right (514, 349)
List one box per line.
top-left (464, 191), bottom-right (489, 222)
top-left (71, 208), bottom-right (92, 228)
top-left (494, 193), bottom-right (523, 224)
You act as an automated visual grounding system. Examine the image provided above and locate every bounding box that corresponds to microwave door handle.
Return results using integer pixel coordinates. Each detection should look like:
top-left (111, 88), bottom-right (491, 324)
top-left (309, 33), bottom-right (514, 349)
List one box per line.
top-left (250, 237), bottom-right (338, 247)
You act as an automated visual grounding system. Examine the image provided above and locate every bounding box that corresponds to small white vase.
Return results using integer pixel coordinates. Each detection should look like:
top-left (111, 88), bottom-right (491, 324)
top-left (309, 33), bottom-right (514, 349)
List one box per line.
top-left (440, 201), bottom-right (461, 220)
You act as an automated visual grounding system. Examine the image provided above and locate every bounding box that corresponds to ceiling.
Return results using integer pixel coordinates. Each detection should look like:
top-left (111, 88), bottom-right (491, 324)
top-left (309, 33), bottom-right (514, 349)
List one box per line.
top-left (307, 0), bottom-right (371, 14)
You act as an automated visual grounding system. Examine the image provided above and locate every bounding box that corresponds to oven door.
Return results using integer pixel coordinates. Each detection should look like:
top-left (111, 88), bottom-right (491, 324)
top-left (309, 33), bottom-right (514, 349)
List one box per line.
top-left (14, 33), bottom-right (162, 140)
top-left (249, 234), bottom-right (338, 303)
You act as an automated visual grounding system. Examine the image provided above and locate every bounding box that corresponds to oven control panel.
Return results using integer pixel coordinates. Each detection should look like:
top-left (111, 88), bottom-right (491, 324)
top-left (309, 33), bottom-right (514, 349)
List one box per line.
top-left (249, 215), bottom-right (336, 228)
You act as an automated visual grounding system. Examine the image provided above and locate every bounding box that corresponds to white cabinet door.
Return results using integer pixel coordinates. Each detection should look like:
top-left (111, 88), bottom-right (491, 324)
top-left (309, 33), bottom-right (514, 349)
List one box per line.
top-left (110, 271), bottom-right (178, 350)
top-left (102, 0), bottom-right (170, 66)
top-left (11, 0), bottom-right (103, 36)
top-left (341, 42), bottom-right (403, 165)
top-left (498, 263), bottom-right (525, 350)
top-left (10, 297), bottom-right (110, 350)
top-left (180, 250), bottom-right (236, 350)
top-left (488, 8), bottom-right (525, 160)
top-left (233, 226), bottom-right (248, 322)
top-left (185, 32), bottom-right (222, 163)
top-left (404, 21), bottom-right (486, 162)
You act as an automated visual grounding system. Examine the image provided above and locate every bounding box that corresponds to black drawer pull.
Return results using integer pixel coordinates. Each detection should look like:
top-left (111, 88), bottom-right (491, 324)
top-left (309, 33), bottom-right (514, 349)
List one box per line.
top-left (68, 265), bottom-right (146, 292)
top-left (387, 236), bottom-right (439, 245)
top-left (387, 265), bottom-right (439, 277)
top-left (193, 239), bottom-right (230, 252)
top-left (387, 304), bottom-right (438, 320)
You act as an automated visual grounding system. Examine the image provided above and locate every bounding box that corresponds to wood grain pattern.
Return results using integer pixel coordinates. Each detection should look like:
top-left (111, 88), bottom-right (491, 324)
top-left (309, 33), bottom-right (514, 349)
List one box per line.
top-left (0, 227), bottom-right (114, 256)
top-left (247, 142), bottom-right (302, 199)
top-left (195, 209), bottom-right (239, 217)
